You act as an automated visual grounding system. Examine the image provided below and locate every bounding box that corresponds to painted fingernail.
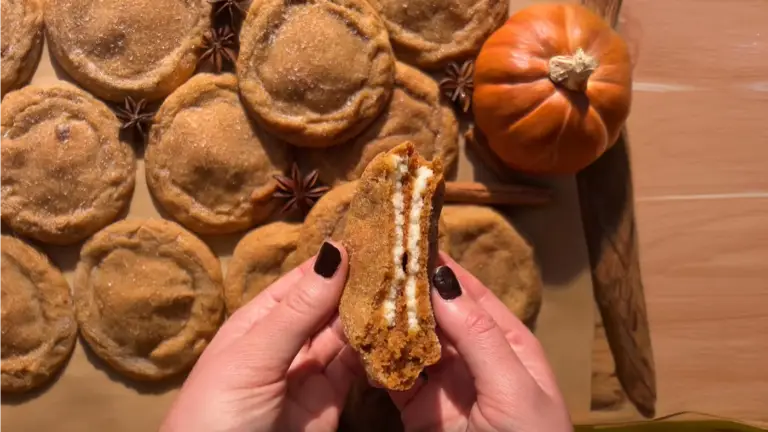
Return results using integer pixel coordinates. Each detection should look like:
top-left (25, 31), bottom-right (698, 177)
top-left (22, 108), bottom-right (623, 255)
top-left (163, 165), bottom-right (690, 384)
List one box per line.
top-left (433, 266), bottom-right (461, 300)
top-left (314, 241), bottom-right (341, 278)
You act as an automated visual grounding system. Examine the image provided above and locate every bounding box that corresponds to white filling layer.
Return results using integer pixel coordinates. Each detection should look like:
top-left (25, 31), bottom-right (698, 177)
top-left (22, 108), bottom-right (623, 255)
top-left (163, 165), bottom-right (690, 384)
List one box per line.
top-left (384, 155), bottom-right (408, 326)
top-left (405, 165), bottom-right (433, 330)
top-left (382, 154), bottom-right (433, 331)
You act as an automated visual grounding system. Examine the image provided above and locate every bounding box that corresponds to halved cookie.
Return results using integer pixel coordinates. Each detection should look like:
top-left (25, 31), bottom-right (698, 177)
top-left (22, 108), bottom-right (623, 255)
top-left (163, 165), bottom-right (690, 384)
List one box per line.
top-left (298, 62), bottom-right (459, 186)
top-left (1, 235), bottom-right (77, 393)
top-left (340, 141), bottom-right (444, 390)
top-left (224, 222), bottom-right (302, 313)
top-left (442, 205), bottom-right (543, 326)
top-left (366, 0), bottom-right (508, 69)
top-left (1, 83), bottom-right (136, 245)
top-left (146, 73), bottom-right (291, 235)
top-left (74, 219), bottom-right (225, 381)
top-left (237, 0), bottom-right (395, 148)
top-left (292, 179), bottom-right (451, 269)
top-left (44, 0), bottom-right (211, 101)
top-left (1, 0), bottom-right (44, 96)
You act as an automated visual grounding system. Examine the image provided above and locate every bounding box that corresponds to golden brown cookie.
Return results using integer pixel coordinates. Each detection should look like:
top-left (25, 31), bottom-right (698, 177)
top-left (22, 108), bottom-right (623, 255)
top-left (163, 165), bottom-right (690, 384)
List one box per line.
top-left (366, 0), bottom-right (508, 69)
top-left (442, 205), bottom-right (542, 325)
top-left (298, 62), bottom-right (459, 186)
top-left (44, 0), bottom-right (211, 101)
top-left (237, 0), bottom-right (395, 148)
top-left (1, 235), bottom-right (77, 393)
top-left (73, 219), bottom-right (225, 381)
top-left (146, 73), bottom-right (291, 235)
top-left (340, 142), bottom-right (444, 391)
top-left (292, 180), bottom-right (450, 267)
top-left (1, 84), bottom-right (136, 245)
top-left (1, 0), bottom-right (44, 96)
top-left (224, 221), bottom-right (302, 313)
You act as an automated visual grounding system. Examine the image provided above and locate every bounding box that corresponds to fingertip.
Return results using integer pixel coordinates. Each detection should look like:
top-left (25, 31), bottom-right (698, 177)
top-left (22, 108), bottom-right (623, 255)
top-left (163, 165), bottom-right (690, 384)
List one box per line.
top-left (313, 240), bottom-right (348, 280)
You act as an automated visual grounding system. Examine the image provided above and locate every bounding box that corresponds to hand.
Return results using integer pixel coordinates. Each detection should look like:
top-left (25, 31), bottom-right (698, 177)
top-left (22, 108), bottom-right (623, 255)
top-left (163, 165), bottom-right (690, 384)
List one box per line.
top-left (389, 252), bottom-right (572, 432)
top-left (160, 242), bottom-right (362, 432)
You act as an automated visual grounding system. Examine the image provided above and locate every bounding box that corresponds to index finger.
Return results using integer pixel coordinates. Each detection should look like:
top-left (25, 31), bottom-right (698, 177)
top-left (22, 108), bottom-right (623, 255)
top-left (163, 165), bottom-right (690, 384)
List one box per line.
top-left (438, 252), bottom-right (561, 398)
top-left (204, 256), bottom-right (314, 356)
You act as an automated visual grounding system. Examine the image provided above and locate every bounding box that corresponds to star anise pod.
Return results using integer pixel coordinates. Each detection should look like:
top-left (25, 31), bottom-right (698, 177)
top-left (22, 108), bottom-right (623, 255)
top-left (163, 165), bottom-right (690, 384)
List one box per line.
top-left (208, 0), bottom-right (248, 27)
top-left (114, 97), bottom-right (155, 141)
top-left (272, 163), bottom-right (330, 216)
top-left (199, 26), bottom-right (238, 73)
top-left (439, 60), bottom-right (474, 113)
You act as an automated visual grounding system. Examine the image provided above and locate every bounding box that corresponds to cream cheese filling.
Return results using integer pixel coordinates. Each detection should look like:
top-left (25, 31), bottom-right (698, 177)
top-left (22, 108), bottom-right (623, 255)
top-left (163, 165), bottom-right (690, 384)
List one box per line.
top-left (383, 154), bottom-right (433, 331)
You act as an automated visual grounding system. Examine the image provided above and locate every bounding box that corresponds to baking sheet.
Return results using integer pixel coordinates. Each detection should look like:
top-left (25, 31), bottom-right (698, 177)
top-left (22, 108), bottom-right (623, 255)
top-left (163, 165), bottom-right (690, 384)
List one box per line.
top-left (1, 2), bottom-right (595, 429)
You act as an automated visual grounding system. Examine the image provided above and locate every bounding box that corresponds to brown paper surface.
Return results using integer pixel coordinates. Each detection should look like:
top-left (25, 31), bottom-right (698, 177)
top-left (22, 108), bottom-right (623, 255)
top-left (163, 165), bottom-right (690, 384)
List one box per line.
top-left (2, 1), bottom-right (595, 428)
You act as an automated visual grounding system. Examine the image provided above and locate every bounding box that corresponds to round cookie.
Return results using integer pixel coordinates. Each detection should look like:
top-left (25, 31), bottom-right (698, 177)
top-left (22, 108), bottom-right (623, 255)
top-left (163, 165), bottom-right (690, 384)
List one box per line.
top-left (73, 219), bottom-right (225, 381)
top-left (298, 62), bottom-right (459, 186)
top-left (442, 205), bottom-right (542, 325)
top-left (224, 222), bottom-right (302, 313)
top-left (292, 180), bottom-right (451, 267)
top-left (366, 0), bottom-right (508, 69)
top-left (1, 84), bottom-right (136, 245)
top-left (237, 0), bottom-right (395, 148)
top-left (44, 0), bottom-right (211, 101)
top-left (1, 235), bottom-right (77, 393)
top-left (1, 0), bottom-right (44, 96)
top-left (146, 73), bottom-right (292, 235)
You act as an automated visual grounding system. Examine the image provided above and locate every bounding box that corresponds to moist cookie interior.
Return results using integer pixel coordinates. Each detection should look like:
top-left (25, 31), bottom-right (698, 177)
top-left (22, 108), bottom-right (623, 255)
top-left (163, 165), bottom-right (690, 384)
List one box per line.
top-left (256, 2), bottom-right (371, 115)
top-left (362, 148), bottom-right (440, 388)
top-left (47, 0), bottom-right (202, 78)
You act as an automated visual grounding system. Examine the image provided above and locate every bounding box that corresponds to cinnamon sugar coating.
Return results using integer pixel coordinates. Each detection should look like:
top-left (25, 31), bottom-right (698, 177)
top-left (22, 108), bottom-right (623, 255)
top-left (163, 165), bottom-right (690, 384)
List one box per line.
top-left (1, 0), bottom-right (44, 95)
top-left (298, 62), bottom-right (459, 186)
top-left (145, 73), bottom-right (291, 235)
top-left (1, 236), bottom-right (77, 393)
top-left (237, 0), bottom-right (395, 148)
top-left (339, 142), bottom-right (443, 390)
top-left (367, 0), bottom-right (508, 69)
top-left (44, 0), bottom-right (211, 101)
top-left (224, 222), bottom-right (302, 313)
top-left (1, 83), bottom-right (136, 245)
top-left (74, 219), bottom-right (225, 381)
top-left (291, 180), bottom-right (451, 268)
top-left (442, 205), bottom-right (543, 325)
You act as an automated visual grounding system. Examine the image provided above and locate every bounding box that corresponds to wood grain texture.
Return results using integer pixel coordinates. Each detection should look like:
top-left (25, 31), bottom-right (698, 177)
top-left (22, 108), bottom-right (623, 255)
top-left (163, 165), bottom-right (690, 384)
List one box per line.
top-left (620, 0), bottom-right (768, 425)
top-left (577, 135), bottom-right (657, 418)
top-left (635, 198), bottom-right (768, 423)
top-left (591, 311), bottom-right (626, 412)
top-left (578, 0), bottom-right (657, 419)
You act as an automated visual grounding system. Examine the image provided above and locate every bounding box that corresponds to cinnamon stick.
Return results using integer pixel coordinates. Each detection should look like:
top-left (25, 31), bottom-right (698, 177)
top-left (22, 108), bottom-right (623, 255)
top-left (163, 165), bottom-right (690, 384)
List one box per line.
top-left (444, 181), bottom-right (552, 206)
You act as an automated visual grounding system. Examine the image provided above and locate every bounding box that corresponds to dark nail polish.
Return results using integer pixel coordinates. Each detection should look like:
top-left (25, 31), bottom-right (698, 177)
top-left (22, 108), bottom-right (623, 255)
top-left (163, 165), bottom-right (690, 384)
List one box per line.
top-left (433, 266), bottom-right (461, 300)
top-left (314, 242), bottom-right (341, 278)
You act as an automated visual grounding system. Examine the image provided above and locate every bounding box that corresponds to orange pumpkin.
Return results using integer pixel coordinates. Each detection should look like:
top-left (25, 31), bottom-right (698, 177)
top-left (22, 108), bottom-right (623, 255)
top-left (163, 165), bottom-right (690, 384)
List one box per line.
top-left (472, 3), bottom-right (632, 175)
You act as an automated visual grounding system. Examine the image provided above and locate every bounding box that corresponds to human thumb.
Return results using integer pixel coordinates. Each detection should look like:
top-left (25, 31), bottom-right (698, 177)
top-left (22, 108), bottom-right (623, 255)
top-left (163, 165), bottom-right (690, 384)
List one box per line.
top-left (240, 241), bottom-right (348, 375)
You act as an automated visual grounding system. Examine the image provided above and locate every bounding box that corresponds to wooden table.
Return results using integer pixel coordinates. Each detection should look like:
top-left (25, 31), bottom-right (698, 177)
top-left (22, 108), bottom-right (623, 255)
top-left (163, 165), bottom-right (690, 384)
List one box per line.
top-left (623, 0), bottom-right (768, 425)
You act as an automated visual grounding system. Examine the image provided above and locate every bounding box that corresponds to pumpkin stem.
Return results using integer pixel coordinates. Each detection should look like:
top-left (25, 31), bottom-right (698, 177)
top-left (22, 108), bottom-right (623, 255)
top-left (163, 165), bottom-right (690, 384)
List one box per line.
top-left (548, 48), bottom-right (598, 91)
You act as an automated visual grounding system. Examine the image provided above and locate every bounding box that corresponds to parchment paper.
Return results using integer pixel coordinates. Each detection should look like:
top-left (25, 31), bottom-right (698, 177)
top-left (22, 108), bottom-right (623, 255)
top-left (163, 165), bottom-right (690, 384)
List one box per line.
top-left (1, 1), bottom-right (595, 428)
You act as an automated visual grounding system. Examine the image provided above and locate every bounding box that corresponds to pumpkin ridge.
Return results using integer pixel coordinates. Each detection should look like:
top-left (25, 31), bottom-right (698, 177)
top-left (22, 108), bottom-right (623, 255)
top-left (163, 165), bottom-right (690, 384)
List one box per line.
top-left (590, 107), bottom-right (611, 157)
top-left (548, 103), bottom-right (573, 169)
top-left (479, 82), bottom-right (555, 133)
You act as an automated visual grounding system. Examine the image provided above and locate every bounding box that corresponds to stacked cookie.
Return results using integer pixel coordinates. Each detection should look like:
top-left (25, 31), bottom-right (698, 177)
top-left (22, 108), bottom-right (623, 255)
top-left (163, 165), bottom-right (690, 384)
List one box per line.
top-left (1, 2), bottom-right (543, 425)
